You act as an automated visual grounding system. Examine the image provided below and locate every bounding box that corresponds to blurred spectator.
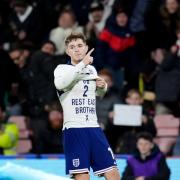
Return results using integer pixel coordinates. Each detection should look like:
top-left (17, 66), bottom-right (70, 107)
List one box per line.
top-left (85, 0), bottom-right (114, 48)
top-left (0, 48), bottom-right (20, 111)
top-left (150, 48), bottom-right (180, 117)
top-left (146, 0), bottom-right (180, 50)
top-left (128, 0), bottom-right (155, 60)
top-left (95, 9), bottom-right (140, 88)
top-left (9, 42), bottom-right (32, 68)
top-left (160, 0), bottom-right (180, 48)
top-left (106, 89), bottom-right (156, 153)
top-left (69, 0), bottom-right (115, 26)
top-left (122, 132), bottom-right (171, 180)
top-left (0, 105), bottom-right (19, 155)
top-left (172, 27), bottom-right (180, 56)
top-left (85, 1), bottom-right (105, 48)
top-left (7, 43), bottom-right (33, 116)
top-left (31, 0), bottom-right (69, 34)
top-left (96, 69), bottom-right (121, 131)
top-left (141, 54), bottom-right (158, 92)
top-left (95, 9), bottom-right (136, 69)
top-left (102, 0), bottom-right (116, 22)
top-left (68, 0), bottom-right (91, 25)
top-left (129, 0), bottom-right (151, 33)
top-left (49, 9), bottom-right (83, 55)
top-left (27, 40), bottom-right (57, 118)
top-left (113, 0), bottom-right (137, 16)
top-left (33, 101), bottom-right (63, 154)
top-left (8, 0), bottom-right (44, 46)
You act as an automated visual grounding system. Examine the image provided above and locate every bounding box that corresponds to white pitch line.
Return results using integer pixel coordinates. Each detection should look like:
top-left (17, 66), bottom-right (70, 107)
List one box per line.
top-left (0, 162), bottom-right (70, 180)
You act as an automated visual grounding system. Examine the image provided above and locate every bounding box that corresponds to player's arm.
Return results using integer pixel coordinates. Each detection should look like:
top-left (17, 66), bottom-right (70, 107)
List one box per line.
top-left (54, 62), bottom-right (86, 90)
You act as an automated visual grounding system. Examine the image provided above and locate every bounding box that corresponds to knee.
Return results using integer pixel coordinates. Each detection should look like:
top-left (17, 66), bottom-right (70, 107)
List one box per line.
top-left (74, 173), bottom-right (90, 180)
top-left (104, 168), bottom-right (121, 180)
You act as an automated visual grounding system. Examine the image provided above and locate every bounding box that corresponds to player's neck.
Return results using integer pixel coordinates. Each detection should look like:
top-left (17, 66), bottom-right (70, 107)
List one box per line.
top-left (71, 59), bottom-right (81, 65)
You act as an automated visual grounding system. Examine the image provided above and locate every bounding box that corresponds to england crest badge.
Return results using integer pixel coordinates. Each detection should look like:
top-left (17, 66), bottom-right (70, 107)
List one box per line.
top-left (72, 159), bottom-right (80, 167)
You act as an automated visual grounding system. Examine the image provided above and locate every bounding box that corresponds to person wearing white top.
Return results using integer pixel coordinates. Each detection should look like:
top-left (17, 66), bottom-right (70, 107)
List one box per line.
top-left (54, 32), bottom-right (120, 180)
top-left (49, 9), bottom-right (83, 55)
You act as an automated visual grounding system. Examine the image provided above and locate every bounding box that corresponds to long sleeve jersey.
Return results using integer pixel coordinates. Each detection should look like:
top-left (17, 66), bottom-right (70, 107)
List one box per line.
top-left (54, 61), bottom-right (107, 129)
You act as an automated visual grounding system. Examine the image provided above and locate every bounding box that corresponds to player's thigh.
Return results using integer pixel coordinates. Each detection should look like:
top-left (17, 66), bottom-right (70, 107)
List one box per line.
top-left (63, 128), bottom-right (90, 174)
top-left (74, 172), bottom-right (90, 180)
top-left (90, 128), bottom-right (117, 173)
top-left (104, 168), bottom-right (121, 180)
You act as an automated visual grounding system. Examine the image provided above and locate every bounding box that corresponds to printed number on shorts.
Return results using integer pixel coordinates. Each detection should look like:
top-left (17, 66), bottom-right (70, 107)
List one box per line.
top-left (108, 147), bottom-right (115, 160)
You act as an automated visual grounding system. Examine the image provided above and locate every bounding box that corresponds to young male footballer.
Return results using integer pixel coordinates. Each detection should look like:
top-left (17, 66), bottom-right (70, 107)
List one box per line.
top-left (54, 32), bottom-right (120, 180)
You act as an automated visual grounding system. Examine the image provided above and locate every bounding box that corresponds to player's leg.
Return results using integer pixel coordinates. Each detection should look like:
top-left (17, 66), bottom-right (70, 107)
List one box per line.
top-left (63, 128), bottom-right (90, 178)
top-left (104, 168), bottom-right (120, 180)
top-left (74, 172), bottom-right (90, 180)
top-left (90, 128), bottom-right (120, 179)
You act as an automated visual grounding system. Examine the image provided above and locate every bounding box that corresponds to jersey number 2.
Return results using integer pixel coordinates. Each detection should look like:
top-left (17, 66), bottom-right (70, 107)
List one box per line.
top-left (83, 85), bottom-right (88, 97)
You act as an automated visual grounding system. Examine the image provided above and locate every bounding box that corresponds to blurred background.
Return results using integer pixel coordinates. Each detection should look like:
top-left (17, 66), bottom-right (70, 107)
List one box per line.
top-left (0, 0), bottom-right (180, 179)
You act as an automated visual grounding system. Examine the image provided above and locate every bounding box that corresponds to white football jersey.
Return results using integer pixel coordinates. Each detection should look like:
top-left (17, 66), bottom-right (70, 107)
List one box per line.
top-left (54, 61), bottom-right (107, 129)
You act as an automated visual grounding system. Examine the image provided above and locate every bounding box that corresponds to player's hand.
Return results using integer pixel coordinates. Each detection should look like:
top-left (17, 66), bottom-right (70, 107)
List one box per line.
top-left (82, 48), bottom-right (94, 66)
top-left (96, 77), bottom-right (106, 89)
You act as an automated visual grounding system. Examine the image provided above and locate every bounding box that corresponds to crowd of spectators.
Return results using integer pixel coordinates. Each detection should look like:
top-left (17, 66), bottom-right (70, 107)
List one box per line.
top-left (0, 0), bottom-right (180, 160)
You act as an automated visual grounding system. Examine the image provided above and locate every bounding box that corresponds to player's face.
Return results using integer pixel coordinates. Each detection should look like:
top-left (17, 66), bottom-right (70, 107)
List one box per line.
top-left (66, 38), bottom-right (88, 64)
top-left (137, 138), bottom-right (153, 156)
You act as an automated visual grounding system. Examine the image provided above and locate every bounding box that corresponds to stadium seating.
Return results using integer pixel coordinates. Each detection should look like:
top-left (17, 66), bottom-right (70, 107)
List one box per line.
top-left (154, 114), bottom-right (180, 155)
top-left (8, 116), bottom-right (32, 154)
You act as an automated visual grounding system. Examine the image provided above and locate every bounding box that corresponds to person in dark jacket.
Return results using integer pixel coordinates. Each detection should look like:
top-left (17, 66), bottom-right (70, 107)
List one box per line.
top-left (142, 48), bottom-right (180, 117)
top-left (122, 132), bottom-right (171, 180)
top-left (28, 40), bottom-right (57, 117)
top-left (96, 68), bottom-right (121, 131)
top-left (0, 49), bottom-right (20, 110)
top-left (145, 0), bottom-right (180, 51)
top-left (33, 101), bottom-right (63, 154)
top-left (95, 9), bottom-right (140, 88)
top-left (151, 48), bottom-right (180, 117)
top-left (8, 0), bottom-right (44, 46)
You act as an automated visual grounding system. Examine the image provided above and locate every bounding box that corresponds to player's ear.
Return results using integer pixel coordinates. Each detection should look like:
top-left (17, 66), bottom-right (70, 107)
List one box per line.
top-left (66, 48), bottom-right (70, 56)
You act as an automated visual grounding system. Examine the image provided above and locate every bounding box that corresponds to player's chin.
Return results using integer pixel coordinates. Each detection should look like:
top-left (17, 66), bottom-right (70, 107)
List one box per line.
top-left (74, 57), bottom-right (81, 62)
top-left (75, 56), bottom-right (83, 61)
